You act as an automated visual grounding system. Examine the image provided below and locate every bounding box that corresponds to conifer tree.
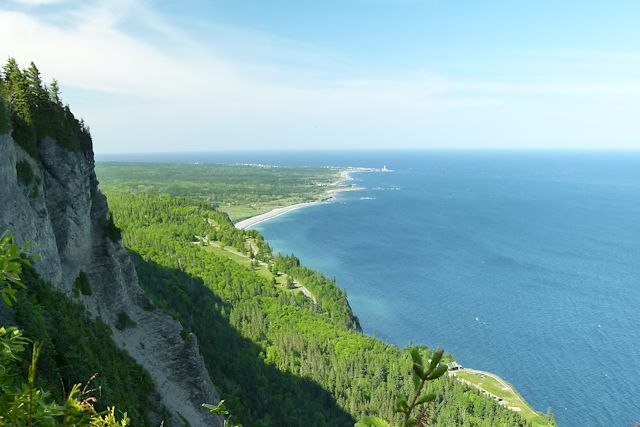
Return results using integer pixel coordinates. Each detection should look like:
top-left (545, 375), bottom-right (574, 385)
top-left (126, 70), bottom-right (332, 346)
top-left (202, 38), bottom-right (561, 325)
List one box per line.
top-left (48, 78), bottom-right (61, 104)
top-left (2, 57), bottom-right (32, 123)
top-left (25, 62), bottom-right (49, 109)
top-left (2, 58), bottom-right (38, 157)
top-left (0, 80), bottom-right (11, 133)
top-left (25, 62), bottom-right (44, 93)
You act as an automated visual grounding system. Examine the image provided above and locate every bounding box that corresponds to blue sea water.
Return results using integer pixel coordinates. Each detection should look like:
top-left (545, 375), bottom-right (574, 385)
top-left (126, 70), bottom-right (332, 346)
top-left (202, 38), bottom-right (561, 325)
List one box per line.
top-left (99, 151), bottom-right (640, 426)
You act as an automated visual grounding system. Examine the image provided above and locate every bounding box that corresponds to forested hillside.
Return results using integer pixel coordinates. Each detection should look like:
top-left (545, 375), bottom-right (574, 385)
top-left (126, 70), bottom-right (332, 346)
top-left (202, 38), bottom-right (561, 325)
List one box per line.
top-left (0, 235), bottom-right (143, 426)
top-left (10, 264), bottom-right (165, 424)
top-left (1, 57), bottom-right (553, 426)
top-left (1, 58), bottom-right (161, 423)
top-left (0, 58), bottom-right (91, 158)
top-left (96, 162), bottom-right (341, 220)
top-left (1, 59), bottom-right (220, 425)
top-left (107, 191), bottom-right (541, 427)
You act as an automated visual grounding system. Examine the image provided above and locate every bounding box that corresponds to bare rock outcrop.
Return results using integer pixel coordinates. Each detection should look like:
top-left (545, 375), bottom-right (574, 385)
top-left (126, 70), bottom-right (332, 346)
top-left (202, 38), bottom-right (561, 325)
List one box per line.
top-left (0, 132), bottom-right (222, 427)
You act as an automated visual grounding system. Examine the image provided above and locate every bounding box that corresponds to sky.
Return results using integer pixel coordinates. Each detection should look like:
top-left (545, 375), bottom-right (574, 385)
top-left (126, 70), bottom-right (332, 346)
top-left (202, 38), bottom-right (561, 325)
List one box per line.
top-left (1, 0), bottom-right (640, 153)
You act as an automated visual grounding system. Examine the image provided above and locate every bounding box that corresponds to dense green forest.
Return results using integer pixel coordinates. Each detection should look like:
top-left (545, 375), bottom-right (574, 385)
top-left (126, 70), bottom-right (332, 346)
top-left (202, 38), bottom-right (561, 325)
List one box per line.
top-left (12, 267), bottom-right (166, 425)
top-left (0, 58), bottom-right (164, 425)
top-left (96, 162), bottom-right (342, 220)
top-left (0, 235), bottom-right (139, 426)
top-left (106, 191), bottom-right (543, 427)
top-left (0, 58), bottom-right (92, 158)
top-left (1, 58), bottom-right (553, 426)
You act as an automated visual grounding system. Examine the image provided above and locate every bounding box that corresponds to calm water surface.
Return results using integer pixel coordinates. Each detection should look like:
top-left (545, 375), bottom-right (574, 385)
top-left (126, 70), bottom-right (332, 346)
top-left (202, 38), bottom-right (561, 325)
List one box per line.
top-left (100, 151), bottom-right (640, 426)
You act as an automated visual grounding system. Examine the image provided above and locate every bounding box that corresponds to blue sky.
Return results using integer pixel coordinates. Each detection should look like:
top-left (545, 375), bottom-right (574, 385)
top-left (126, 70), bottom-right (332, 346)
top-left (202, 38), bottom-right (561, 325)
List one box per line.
top-left (1, 0), bottom-right (639, 153)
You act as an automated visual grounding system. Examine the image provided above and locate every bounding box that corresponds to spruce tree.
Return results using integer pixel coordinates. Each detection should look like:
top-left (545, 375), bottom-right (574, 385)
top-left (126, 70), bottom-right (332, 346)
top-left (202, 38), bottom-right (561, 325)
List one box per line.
top-left (2, 58), bottom-right (32, 123)
top-left (0, 80), bottom-right (11, 133)
top-left (48, 79), bottom-right (61, 105)
top-left (2, 58), bottom-right (38, 157)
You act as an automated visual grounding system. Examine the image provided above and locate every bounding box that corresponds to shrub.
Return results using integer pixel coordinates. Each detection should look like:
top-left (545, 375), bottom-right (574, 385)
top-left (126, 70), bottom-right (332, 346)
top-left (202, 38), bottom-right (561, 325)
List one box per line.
top-left (140, 296), bottom-right (155, 311)
top-left (180, 328), bottom-right (190, 340)
top-left (0, 96), bottom-right (10, 134)
top-left (115, 312), bottom-right (136, 330)
top-left (16, 159), bottom-right (35, 185)
top-left (15, 159), bottom-right (40, 198)
top-left (1, 233), bottom-right (131, 426)
top-left (356, 348), bottom-right (448, 427)
top-left (73, 271), bottom-right (92, 296)
top-left (104, 213), bottom-right (122, 242)
top-left (11, 113), bottom-right (38, 159)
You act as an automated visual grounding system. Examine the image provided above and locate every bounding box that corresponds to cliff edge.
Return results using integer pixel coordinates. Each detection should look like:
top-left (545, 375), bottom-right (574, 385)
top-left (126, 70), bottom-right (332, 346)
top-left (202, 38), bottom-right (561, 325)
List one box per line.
top-left (0, 130), bottom-right (222, 426)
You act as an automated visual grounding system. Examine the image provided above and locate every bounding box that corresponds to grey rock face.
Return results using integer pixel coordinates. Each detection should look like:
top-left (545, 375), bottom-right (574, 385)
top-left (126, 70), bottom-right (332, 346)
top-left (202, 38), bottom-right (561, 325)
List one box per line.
top-left (0, 133), bottom-right (222, 427)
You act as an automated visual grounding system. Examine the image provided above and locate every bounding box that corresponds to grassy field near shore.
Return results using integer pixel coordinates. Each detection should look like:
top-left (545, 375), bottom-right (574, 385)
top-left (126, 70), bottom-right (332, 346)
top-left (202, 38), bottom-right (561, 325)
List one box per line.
top-left (455, 370), bottom-right (554, 427)
top-left (98, 161), bottom-right (553, 426)
top-left (96, 162), bottom-right (343, 221)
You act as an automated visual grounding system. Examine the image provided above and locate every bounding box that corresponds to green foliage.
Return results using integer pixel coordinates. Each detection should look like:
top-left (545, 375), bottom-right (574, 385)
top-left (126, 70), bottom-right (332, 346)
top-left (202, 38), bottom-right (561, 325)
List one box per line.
top-left (0, 233), bottom-right (29, 307)
top-left (15, 159), bottom-right (35, 185)
top-left (73, 271), bottom-right (92, 296)
top-left (0, 58), bottom-right (92, 160)
top-left (0, 82), bottom-right (10, 134)
top-left (203, 400), bottom-right (242, 427)
top-left (48, 79), bottom-right (61, 105)
top-left (106, 191), bottom-right (538, 427)
top-left (0, 234), bottom-right (165, 425)
top-left (2, 58), bottom-right (38, 157)
top-left (0, 237), bottom-right (132, 426)
top-left (0, 328), bottom-right (131, 426)
top-left (271, 255), bottom-right (360, 329)
top-left (15, 159), bottom-right (41, 198)
top-left (356, 348), bottom-right (447, 427)
top-left (114, 312), bottom-right (136, 330)
top-left (104, 213), bottom-right (122, 242)
top-left (95, 162), bottom-right (341, 221)
top-left (12, 267), bottom-right (163, 425)
top-left (356, 416), bottom-right (390, 427)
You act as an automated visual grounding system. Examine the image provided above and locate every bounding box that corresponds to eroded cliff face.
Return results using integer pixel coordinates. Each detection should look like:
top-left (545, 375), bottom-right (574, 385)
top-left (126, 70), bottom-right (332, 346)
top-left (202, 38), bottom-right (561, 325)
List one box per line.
top-left (0, 132), bottom-right (221, 427)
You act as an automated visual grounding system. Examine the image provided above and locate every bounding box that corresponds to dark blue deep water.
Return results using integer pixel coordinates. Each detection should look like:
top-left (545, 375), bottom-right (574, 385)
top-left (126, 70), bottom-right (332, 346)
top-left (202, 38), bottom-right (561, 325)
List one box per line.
top-left (99, 151), bottom-right (640, 426)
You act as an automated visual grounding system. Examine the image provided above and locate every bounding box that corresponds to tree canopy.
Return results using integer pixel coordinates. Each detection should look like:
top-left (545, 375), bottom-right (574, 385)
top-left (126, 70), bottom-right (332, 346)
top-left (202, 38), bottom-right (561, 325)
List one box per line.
top-left (0, 58), bottom-right (92, 158)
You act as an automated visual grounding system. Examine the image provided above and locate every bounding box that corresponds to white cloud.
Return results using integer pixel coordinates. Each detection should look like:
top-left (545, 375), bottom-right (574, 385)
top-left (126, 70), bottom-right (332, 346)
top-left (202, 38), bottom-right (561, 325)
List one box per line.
top-left (1, 0), bottom-right (639, 151)
top-left (7, 0), bottom-right (67, 5)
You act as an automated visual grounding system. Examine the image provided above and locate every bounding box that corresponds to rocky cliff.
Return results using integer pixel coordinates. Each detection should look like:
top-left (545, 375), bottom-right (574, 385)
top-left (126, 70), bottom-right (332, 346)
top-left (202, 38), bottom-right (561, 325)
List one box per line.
top-left (0, 131), bottom-right (222, 427)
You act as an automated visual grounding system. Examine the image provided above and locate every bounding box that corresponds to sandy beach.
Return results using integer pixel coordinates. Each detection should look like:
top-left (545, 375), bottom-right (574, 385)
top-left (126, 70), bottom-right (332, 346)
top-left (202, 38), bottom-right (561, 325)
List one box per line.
top-left (234, 200), bottom-right (328, 229)
top-left (234, 167), bottom-right (385, 229)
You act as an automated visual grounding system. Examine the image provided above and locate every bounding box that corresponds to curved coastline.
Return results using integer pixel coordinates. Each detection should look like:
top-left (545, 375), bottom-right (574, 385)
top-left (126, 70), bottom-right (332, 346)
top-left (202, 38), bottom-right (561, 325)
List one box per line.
top-left (234, 165), bottom-right (552, 425)
top-left (234, 167), bottom-right (381, 230)
top-left (235, 199), bottom-right (330, 229)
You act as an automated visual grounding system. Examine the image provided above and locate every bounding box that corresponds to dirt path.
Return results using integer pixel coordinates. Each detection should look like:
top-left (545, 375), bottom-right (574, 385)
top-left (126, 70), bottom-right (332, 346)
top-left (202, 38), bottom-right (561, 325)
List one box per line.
top-left (196, 235), bottom-right (317, 304)
top-left (451, 368), bottom-right (529, 413)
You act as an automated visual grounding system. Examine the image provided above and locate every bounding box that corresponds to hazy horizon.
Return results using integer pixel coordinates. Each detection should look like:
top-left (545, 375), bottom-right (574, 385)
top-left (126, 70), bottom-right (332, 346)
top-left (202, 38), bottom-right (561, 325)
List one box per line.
top-left (2, 0), bottom-right (640, 153)
top-left (95, 147), bottom-right (640, 156)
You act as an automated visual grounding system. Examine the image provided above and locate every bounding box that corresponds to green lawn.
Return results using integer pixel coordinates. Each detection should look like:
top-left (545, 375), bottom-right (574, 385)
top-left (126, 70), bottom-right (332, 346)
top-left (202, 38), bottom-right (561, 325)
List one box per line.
top-left (455, 371), bottom-right (553, 427)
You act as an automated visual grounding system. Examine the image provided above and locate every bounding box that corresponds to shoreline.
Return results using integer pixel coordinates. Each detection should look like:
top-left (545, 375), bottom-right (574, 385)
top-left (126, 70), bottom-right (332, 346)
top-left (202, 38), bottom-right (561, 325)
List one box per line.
top-left (232, 165), bottom-right (550, 424)
top-left (234, 167), bottom-right (386, 230)
top-left (234, 200), bottom-right (329, 230)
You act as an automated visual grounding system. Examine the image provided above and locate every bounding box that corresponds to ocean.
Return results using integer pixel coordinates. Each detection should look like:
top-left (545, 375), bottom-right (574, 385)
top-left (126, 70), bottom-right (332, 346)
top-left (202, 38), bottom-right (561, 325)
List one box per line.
top-left (98, 150), bottom-right (640, 426)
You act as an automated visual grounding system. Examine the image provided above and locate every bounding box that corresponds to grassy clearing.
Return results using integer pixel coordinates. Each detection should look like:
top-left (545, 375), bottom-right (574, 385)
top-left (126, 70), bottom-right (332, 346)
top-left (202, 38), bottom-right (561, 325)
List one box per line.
top-left (204, 241), bottom-right (308, 294)
top-left (217, 196), bottom-right (324, 221)
top-left (96, 163), bottom-right (341, 221)
top-left (205, 244), bottom-right (270, 280)
top-left (455, 370), bottom-right (553, 427)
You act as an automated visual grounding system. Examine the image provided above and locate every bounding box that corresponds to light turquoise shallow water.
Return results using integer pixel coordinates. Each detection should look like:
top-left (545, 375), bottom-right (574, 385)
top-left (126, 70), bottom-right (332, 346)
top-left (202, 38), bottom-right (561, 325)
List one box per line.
top-left (99, 150), bottom-right (640, 426)
top-left (251, 152), bottom-right (640, 427)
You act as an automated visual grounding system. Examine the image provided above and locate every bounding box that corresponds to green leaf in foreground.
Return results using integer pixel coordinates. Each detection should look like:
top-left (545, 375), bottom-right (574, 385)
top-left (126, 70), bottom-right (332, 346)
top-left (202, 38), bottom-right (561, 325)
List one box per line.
top-left (356, 346), bottom-right (448, 427)
top-left (356, 415), bottom-right (391, 427)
